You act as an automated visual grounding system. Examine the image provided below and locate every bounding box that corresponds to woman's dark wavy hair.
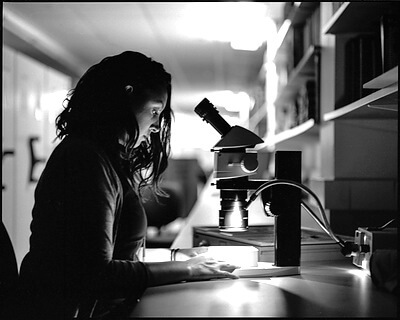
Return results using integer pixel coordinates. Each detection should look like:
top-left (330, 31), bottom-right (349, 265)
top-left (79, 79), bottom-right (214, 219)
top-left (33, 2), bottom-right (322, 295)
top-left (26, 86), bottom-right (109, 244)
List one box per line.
top-left (55, 51), bottom-right (172, 197)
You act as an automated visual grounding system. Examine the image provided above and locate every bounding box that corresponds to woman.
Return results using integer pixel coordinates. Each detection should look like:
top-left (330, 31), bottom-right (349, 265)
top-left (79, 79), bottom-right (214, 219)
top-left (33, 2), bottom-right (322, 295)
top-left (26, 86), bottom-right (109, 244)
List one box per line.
top-left (16, 51), bottom-right (238, 319)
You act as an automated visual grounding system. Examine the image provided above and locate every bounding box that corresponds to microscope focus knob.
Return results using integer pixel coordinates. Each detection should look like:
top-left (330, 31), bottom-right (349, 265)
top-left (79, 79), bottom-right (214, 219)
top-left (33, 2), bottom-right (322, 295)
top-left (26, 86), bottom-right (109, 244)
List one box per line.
top-left (241, 154), bottom-right (258, 173)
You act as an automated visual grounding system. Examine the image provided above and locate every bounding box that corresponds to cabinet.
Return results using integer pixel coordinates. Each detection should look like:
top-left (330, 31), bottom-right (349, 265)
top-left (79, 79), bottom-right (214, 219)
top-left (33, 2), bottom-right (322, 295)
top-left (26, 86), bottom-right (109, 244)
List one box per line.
top-left (262, 2), bottom-right (398, 235)
top-left (2, 45), bottom-right (71, 266)
top-left (262, 2), bottom-right (321, 149)
top-left (323, 2), bottom-right (398, 119)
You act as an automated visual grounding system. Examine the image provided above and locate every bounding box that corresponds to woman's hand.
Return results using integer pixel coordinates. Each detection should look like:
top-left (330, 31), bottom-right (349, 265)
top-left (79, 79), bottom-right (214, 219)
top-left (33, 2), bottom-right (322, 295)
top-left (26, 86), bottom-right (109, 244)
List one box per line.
top-left (145, 248), bottom-right (240, 287)
top-left (185, 255), bottom-right (239, 281)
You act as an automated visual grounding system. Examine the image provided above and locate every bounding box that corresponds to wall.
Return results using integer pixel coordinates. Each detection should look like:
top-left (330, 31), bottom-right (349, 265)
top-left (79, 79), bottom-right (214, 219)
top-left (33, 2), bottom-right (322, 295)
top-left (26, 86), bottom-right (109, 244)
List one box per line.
top-left (2, 45), bottom-right (71, 267)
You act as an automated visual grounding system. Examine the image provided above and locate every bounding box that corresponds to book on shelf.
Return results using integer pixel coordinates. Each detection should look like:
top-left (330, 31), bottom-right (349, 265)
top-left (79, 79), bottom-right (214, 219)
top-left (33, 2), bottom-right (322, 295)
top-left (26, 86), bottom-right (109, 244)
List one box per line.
top-left (303, 5), bottom-right (320, 54)
top-left (275, 79), bottom-right (318, 135)
top-left (343, 34), bottom-right (382, 107)
top-left (293, 26), bottom-right (304, 68)
top-left (296, 80), bottom-right (317, 125)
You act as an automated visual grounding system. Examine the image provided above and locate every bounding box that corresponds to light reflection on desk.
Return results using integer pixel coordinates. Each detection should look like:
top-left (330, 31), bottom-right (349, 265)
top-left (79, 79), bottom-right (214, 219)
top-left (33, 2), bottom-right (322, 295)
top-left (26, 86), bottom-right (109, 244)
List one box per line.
top-left (131, 259), bottom-right (397, 317)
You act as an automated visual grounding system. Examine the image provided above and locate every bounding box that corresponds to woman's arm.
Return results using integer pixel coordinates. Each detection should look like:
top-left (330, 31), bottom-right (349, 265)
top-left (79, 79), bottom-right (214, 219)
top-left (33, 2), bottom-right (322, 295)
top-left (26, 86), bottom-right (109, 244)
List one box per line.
top-left (56, 139), bottom-right (237, 293)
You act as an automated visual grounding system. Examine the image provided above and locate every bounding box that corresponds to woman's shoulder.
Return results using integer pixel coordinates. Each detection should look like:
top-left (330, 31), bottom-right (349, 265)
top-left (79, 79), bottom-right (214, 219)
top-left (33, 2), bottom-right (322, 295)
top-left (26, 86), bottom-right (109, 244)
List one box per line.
top-left (50, 136), bottom-right (121, 182)
top-left (55, 135), bottom-right (110, 161)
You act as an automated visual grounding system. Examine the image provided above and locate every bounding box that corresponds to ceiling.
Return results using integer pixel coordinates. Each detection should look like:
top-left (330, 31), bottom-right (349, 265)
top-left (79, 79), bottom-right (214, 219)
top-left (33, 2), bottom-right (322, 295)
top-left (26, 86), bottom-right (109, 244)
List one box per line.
top-left (3, 2), bottom-right (285, 114)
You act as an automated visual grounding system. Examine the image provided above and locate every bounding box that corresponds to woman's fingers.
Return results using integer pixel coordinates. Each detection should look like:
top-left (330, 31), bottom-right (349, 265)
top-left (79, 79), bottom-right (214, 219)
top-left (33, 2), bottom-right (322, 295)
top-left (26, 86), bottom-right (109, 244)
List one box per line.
top-left (220, 263), bottom-right (239, 273)
top-left (219, 271), bottom-right (240, 280)
top-left (202, 258), bottom-right (240, 271)
top-left (186, 256), bottom-right (240, 280)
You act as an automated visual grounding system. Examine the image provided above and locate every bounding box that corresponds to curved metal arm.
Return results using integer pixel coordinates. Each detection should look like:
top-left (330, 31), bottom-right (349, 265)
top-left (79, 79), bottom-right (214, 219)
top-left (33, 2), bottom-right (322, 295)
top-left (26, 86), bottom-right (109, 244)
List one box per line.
top-left (245, 179), bottom-right (345, 247)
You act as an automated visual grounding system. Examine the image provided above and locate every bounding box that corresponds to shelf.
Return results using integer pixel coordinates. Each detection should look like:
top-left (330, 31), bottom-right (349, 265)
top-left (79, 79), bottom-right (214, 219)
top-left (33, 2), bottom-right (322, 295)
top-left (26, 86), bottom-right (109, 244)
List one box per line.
top-left (325, 66), bottom-right (398, 120)
top-left (323, 2), bottom-right (396, 35)
top-left (274, 3), bottom-right (319, 60)
top-left (364, 66), bottom-right (398, 89)
top-left (249, 102), bottom-right (267, 131)
top-left (288, 2), bottom-right (320, 27)
top-left (323, 83), bottom-right (398, 121)
top-left (258, 118), bottom-right (319, 149)
top-left (275, 45), bottom-right (320, 107)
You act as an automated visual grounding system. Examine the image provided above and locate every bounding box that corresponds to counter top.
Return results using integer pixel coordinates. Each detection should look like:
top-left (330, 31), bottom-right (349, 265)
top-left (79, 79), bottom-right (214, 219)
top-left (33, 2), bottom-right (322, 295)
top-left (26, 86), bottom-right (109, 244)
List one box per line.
top-left (131, 259), bottom-right (397, 317)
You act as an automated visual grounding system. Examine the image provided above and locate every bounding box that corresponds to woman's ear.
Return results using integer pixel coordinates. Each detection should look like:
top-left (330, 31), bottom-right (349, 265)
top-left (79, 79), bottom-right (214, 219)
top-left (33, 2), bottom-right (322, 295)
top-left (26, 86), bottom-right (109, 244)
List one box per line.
top-left (125, 85), bottom-right (134, 94)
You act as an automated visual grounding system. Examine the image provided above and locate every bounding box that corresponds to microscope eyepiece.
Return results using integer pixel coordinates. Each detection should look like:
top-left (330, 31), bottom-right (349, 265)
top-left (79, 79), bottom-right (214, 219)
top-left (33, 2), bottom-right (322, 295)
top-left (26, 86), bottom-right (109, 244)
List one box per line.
top-left (194, 98), bottom-right (232, 136)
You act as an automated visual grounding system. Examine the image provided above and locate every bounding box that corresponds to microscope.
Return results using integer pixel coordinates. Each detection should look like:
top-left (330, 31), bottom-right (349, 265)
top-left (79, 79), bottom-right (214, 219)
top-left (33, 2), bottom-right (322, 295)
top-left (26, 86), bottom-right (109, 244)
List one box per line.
top-left (194, 98), bottom-right (302, 268)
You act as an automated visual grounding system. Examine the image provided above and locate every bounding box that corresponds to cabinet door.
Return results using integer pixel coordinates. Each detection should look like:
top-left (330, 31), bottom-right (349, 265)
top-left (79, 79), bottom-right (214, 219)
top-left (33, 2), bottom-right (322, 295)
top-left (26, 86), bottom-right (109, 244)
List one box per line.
top-left (42, 66), bottom-right (71, 156)
top-left (2, 46), bottom-right (16, 240)
top-left (2, 47), bottom-right (72, 266)
top-left (13, 52), bottom-right (47, 264)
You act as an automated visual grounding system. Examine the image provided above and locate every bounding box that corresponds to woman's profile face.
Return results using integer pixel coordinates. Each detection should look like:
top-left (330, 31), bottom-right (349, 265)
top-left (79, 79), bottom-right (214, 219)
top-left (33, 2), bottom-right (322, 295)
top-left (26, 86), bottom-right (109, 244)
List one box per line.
top-left (133, 91), bottom-right (168, 148)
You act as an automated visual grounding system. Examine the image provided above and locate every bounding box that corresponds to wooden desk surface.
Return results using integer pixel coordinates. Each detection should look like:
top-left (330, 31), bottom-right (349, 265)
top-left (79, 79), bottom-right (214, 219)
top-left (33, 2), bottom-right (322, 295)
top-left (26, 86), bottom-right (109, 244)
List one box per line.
top-left (131, 259), bottom-right (397, 317)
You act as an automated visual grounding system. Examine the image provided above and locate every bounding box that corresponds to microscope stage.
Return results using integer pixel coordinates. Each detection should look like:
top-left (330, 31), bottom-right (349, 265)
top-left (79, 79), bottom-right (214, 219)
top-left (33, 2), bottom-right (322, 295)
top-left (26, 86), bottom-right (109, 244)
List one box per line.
top-left (193, 225), bottom-right (350, 262)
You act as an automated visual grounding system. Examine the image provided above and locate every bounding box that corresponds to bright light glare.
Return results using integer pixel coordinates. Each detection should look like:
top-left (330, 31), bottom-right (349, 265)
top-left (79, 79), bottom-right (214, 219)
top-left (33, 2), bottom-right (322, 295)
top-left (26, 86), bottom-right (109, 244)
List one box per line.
top-left (208, 90), bottom-right (251, 112)
top-left (230, 206), bottom-right (244, 227)
top-left (217, 284), bottom-right (259, 305)
top-left (347, 268), bottom-right (370, 277)
top-left (34, 108), bottom-right (43, 121)
top-left (170, 112), bottom-right (220, 151)
top-left (267, 19), bottom-right (290, 61)
top-left (265, 61), bottom-right (278, 140)
top-left (27, 92), bottom-right (37, 112)
top-left (41, 89), bottom-right (68, 123)
top-left (180, 2), bottom-right (275, 51)
top-left (206, 246), bottom-right (258, 267)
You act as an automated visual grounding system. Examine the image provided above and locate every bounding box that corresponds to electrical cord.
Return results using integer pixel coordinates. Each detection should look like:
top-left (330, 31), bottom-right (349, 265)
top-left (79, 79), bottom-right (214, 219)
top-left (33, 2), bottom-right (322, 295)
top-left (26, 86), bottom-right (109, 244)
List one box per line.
top-left (244, 179), bottom-right (355, 255)
top-left (300, 200), bottom-right (333, 241)
top-left (366, 218), bottom-right (396, 231)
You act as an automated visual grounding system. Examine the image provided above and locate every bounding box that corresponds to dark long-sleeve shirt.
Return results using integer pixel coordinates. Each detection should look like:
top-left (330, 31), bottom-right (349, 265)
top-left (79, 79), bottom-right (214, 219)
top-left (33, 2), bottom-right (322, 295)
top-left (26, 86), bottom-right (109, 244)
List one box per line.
top-left (18, 135), bottom-right (150, 318)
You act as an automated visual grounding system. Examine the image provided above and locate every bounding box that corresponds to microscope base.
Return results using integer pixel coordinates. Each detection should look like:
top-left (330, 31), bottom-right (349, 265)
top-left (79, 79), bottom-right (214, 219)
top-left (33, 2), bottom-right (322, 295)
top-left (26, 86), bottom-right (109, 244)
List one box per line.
top-left (233, 262), bottom-right (300, 278)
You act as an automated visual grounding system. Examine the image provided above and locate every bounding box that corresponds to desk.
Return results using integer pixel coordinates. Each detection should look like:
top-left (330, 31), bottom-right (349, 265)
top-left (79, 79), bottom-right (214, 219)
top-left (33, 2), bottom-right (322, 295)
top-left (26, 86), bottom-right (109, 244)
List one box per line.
top-left (131, 259), bottom-right (397, 317)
